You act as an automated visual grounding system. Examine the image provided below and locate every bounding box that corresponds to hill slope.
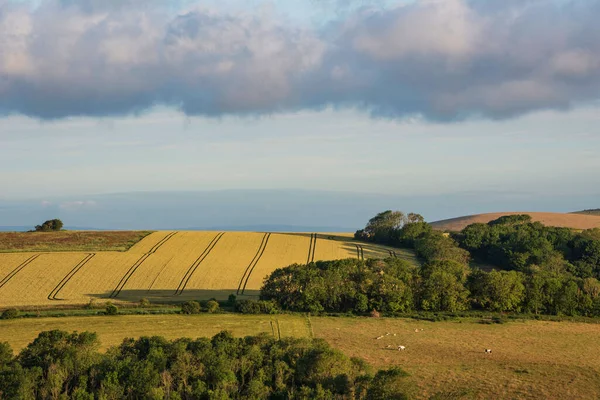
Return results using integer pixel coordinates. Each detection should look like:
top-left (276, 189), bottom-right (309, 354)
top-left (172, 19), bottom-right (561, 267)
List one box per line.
top-left (573, 209), bottom-right (600, 216)
top-left (431, 212), bottom-right (600, 232)
top-left (0, 231), bottom-right (416, 308)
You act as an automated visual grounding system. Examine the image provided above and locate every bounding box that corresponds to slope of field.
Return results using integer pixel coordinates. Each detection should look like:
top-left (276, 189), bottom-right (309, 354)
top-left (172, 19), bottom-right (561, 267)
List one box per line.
top-left (431, 212), bottom-right (600, 232)
top-left (573, 209), bottom-right (600, 216)
top-left (0, 231), bottom-right (409, 308)
top-left (0, 231), bottom-right (152, 253)
top-left (1, 315), bottom-right (598, 399)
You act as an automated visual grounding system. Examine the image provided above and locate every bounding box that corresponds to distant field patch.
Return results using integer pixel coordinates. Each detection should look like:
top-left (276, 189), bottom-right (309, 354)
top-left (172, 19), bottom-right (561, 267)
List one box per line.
top-left (0, 231), bottom-right (152, 252)
top-left (431, 212), bottom-right (600, 232)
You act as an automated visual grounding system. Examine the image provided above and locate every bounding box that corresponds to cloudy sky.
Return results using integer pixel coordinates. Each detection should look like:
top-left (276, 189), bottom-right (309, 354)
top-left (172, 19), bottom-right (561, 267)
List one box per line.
top-left (0, 0), bottom-right (599, 216)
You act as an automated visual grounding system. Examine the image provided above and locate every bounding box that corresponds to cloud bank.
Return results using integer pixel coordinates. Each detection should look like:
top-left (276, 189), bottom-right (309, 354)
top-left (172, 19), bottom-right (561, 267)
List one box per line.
top-left (1, 0), bottom-right (599, 120)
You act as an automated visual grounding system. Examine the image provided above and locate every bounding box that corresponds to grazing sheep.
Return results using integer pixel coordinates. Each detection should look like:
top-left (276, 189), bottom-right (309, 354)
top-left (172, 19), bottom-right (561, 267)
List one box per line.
top-left (414, 329), bottom-right (419, 333)
top-left (485, 349), bottom-right (492, 354)
top-left (376, 335), bottom-right (385, 340)
top-left (386, 344), bottom-right (392, 348)
top-left (397, 345), bottom-right (406, 351)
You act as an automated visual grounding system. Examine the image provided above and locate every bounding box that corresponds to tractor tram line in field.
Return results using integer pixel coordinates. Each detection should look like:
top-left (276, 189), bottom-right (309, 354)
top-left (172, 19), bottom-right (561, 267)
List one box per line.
top-left (110, 232), bottom-right (178, 299)
top-left (175, 232), bottom-right (226, 296)
top-left (306, 233), bottom-right (318, 264)
top-left (355, 244), bottom-right (365, 260)
top-left (48, 253), bottom-right (96, 300)
top-left (0, 254), bottom-right (41, 290)
top-left (238, 232), bottom-right (272, 295)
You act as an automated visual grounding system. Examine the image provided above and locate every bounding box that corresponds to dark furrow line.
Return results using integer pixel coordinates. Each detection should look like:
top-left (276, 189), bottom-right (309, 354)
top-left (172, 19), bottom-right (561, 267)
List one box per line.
top-left (306, 233), bottom-right (314, 265)
top-left (237, 233), bottom-right (269, 295)
top-left (48, 253), bottom-right (95, 300)
top-left (241, 233), bottom-right (272, 295)
top-left (311, 233), bottom-right (317, 263)
top-left (146, 257), bottom-right (174, 293)
top-left (360, 246), bottom-right (365, 260)
top-left (0, 254), bottom-right (41, 289)
top-left (174, 232), bottom-right (224, 296)
top-left (176, 232), bottom-right (225, 295)
top-left (355, 245), bottom-right (361, 260)
top-left (110, 232), bottom-right (178, 298)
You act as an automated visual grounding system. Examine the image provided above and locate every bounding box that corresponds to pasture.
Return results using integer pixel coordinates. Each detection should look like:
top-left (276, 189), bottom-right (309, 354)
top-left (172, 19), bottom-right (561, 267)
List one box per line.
top-left (0, 231), bottom-right (412, 308)
top-left (1, 315), bottom-right (598, 399)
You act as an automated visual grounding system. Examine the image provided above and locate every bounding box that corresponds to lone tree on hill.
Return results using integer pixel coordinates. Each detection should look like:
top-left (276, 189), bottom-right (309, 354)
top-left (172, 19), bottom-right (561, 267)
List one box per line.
top-left (34, 219), bottom-right (64, 232)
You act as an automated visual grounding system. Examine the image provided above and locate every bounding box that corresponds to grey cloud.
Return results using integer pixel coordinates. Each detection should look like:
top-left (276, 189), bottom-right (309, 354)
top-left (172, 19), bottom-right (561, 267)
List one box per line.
top-left (0, 0), bottom-right (599, 120)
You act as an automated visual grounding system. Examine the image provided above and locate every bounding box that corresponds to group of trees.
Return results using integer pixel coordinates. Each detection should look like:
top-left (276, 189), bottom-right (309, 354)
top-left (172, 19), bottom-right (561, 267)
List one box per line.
top-left (0, 330), bottom-right (412, 399)
top-left (261, 212), bottom-right (600, 317)
top-left (33, 219), bottom-right (64, 232)
top-left (456, 215), bottom-right (600, 280)
top-left (260, 258), bottom-right (600, 316)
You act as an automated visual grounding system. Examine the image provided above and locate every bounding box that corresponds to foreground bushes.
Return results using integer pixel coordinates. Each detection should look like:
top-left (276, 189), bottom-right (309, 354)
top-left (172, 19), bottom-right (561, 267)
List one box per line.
top-left (0, 330), bottom-right (413, 399)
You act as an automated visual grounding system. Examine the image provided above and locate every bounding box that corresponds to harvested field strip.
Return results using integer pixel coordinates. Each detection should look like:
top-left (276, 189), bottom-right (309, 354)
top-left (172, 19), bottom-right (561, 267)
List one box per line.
top-left (110, 232), bottom-right (177, 298)
top-left (175, 232), bottom-right (225, 295)
top-left (0, 254), bottom-right (40, 289)
top-left (47, 253), bottom-right (95, 300)
top-left (239, 233), bottom-right (271, 295)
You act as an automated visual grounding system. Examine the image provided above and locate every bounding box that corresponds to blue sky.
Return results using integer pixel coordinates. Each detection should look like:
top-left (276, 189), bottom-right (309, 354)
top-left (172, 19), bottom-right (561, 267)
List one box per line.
top-left (1, 0), bottom-right (599, 218)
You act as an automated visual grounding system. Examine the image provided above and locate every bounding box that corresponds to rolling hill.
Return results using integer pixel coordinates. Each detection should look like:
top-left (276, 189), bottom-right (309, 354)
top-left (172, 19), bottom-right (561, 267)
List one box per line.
top-left (431, 212), bottom-right (600, 232)
top-left (0, 231), bottom-right (416, 308)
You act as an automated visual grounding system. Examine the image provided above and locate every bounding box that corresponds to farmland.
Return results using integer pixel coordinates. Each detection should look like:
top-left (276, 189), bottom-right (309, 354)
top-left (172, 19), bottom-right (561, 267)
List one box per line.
top-left (431, 211), bottom-right (600, 232)
top-left (0, 231), bottom-right (409, 308)
top-left (0, 230), bottom-right (152, 252)
top-left (1, 314), bottom-right (598, 399)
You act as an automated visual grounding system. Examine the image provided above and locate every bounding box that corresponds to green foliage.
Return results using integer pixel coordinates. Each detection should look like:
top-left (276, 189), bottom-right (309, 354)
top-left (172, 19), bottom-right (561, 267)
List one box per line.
top-left (1, 330), bottom-right (412, 399)
top-left (235, 299), bottom-right (279, 314)
top-left (205, 300), bottom-right (220, 313)
top-left (181, 301), bottom-right (202, 314)
top-left (1, 308), bottom-right (19, 320)
top-left (227, 293), bottom-right (237, 306)
top-left (355, 210), bottom-right (429, 247)
top-left (139, 298), bottom-right (151, 307)
top-left (105, 303), bottom-right (118, 315)
top-left (34, 218), bottom-right (64, 232)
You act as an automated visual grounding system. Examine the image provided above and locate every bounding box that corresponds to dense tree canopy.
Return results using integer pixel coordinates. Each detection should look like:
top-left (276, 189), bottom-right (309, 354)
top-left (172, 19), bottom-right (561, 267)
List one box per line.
top-left (34, 219), bottom-right (64, 232)
top-left (0, 330), bottom-right (413, 399)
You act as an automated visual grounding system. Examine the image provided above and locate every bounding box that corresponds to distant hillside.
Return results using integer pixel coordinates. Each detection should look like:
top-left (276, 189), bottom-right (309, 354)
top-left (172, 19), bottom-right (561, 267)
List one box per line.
top-left (431, 212), bottom-right (600, 232)
top-left (573, 209), bottom-right (600, 216)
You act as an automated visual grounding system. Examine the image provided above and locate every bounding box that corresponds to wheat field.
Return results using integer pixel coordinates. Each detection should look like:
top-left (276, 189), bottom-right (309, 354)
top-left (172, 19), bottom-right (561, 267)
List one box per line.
top-left (0, 231), bottom-right (407, 308)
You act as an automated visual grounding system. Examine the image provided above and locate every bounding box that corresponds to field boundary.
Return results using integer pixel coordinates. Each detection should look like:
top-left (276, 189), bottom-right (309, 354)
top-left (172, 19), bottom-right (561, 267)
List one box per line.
top-left (175, 232), bottom-right (225, 296)
top-left (48, 253), bottom-right (96, 300)
top-left (0, 254), bottom-right (41, 290)
top-left (238, 233), bottom-right (272, 295)
top-left (110, 232), bottom-right (178, 298)
top-left (306, 233), bottom-right (317, 264)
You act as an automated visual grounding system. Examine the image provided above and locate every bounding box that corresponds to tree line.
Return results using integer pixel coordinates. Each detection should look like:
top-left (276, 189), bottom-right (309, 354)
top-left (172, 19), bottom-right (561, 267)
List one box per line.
top-left (258, 212), bottom-right (600, 316)
top-left (0, 330), bottom-right (412, 399)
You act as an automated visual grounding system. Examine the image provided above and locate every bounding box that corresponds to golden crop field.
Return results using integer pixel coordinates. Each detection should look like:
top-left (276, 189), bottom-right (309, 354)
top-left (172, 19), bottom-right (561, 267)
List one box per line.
top-left (0, 231), bottom-right (409, 308)
top-left (1, 315), bottom-right (598, 399)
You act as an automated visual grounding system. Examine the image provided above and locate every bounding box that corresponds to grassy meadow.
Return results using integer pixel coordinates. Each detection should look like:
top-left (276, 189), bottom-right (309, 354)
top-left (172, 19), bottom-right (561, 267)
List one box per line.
top-left (1, 314), bottom-right (598, 399)
top-left (0, 231), bottom-right (152, 252)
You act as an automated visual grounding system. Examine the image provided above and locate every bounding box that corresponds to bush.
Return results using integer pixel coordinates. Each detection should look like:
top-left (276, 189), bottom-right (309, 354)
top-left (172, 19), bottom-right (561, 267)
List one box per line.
top-left (1, 308), bottom-right (19, 319)
top-left (235, 299), bottom-right (279, 314)
top-left (139, 298), bottom-right (151, 307)
top-left (181, 301), bottom-right (202, 314)
top-left (227, 294), bottom-right (237, 306)
top-left (105, 303), bottom-right (118, 315)
top-left (206, 300), bottom-right (220, 313)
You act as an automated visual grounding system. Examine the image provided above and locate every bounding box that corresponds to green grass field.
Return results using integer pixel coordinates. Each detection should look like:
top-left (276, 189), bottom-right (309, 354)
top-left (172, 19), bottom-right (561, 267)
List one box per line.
top-left (1, 314), bottom-right (598, 399)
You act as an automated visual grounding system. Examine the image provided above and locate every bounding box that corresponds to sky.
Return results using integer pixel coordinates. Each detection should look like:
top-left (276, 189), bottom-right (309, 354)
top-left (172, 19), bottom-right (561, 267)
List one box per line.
top-left (1, 0), bottom-right (599, 225)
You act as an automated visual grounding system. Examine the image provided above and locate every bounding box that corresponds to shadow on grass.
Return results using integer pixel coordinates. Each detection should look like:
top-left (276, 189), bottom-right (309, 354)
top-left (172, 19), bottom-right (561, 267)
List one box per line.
top-left (87, 289), bottom-right (260, 304)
